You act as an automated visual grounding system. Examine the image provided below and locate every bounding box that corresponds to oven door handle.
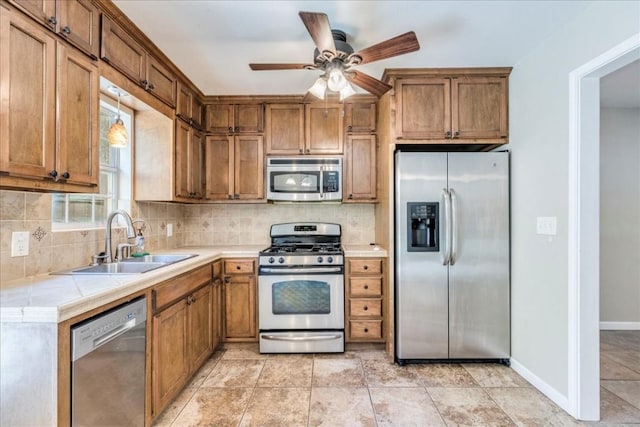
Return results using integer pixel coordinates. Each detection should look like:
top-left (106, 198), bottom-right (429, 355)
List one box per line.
top-left (259, 267), bottom-right (343, 274)
top-left (261, 334), bottom-right (343, 342)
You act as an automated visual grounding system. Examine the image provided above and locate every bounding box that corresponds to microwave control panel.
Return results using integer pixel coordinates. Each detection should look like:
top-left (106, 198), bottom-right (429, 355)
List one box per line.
top-left (323, 171), bottom-right (340, 193)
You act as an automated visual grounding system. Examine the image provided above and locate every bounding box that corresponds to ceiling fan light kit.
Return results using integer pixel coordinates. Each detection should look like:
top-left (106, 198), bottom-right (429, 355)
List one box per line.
top-left (249, 11), bottom-right (420, 100)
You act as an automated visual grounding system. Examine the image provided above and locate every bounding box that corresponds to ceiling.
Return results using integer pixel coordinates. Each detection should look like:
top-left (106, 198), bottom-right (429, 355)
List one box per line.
top-left (113, 1), bottom-right (600, 97)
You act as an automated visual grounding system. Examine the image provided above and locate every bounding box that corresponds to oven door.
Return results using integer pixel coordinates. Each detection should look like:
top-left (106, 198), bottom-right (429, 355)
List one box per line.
top-left (258, 270), bottom-right (344, 330)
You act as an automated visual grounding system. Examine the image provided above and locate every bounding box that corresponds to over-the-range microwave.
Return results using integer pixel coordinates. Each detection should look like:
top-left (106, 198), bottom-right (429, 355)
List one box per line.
top-left (266, 157), bottom-right (342, 202)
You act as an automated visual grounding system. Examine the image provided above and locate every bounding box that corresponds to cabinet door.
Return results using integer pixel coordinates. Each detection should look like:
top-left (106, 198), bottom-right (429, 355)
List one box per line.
top-left (345, 102), bottom-right (376, 133)
top-left (205, 104), bottom-right (233, 134)
top-left (451, 76), bottom-right (508, 140)
top-left (395, 78), bottom-right (451, 139)
top-left (100, 16), bottom-right (146, 84)
top-left (204, 134), bottom-right (233, 200)
top-left (152, 299), bottom-right (189, 416)
top-left (146, 55), bottom-right (177, 107)
top-left (176, 82), bottom-right (192, 122)
top-left (211, 276), bottom-right (222, 350)
top-left (188, 284), bottom-right (213, 370)
top-left (191, 94), bottom-right (204, 129)
top-left (56, 0), bottom-right (100, 59)
top-left (344, 134), bottom-right (376, 202)
top-left (265, 104), bottom-right (304, 155)
top-left (234, 135), bottom-right (264, 200)
top-left (56, 43), bottom-right (99, 186)
top-left (0, 9), bottom-right (56, 179)
top-left (224, 274), bottom-right (256, 340)
top-left (5, 0), bottom-right (55, 28)
top-left (174, 119), bottom-right (191, 199)
top-left (305, 103), bottom-right (343, 154)
top-left (234, 104), bottom-right (263, 133)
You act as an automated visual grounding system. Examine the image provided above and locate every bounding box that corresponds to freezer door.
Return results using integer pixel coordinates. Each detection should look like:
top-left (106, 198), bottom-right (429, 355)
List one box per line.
top-left (395, 151), bottom-right (449, 359)
top-left (447, 152), bottom-right (510, 359)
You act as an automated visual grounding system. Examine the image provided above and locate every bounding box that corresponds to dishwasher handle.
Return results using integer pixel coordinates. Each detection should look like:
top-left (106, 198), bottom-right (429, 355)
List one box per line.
top-left (93, 318), bottom-right (137, 348)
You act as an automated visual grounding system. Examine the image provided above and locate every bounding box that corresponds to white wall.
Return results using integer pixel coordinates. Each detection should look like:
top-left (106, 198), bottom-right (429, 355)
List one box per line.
top-left (599, 107), bottom-right (640, 324)
top-left (507, 0), bottom-right (640, 403)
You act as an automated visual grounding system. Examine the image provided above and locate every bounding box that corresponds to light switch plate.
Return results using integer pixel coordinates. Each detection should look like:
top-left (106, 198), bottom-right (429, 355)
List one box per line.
top-left (536, 217), bottom-right (557, 235)
top-left (11, 231), bottom-right (30, 257)
top-left (166, 223), bottom-right (173, 237)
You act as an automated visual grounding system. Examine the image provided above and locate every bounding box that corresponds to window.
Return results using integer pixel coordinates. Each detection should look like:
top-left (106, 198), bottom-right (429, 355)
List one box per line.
top-left (52, 97), bottom-right (133, 230)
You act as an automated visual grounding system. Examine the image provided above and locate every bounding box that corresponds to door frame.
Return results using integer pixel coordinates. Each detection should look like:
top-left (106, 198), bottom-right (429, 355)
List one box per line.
top-left (567, 33), bottom-right (640, 420)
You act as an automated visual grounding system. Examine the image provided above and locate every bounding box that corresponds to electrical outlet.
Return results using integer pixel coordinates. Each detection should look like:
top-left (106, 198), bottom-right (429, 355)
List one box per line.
top-left (536, 217), bottom-right (557, 236)
top-left (166, 223), bottom-right (173, 237)
top-left (11, 232), bottom-right (30, 257)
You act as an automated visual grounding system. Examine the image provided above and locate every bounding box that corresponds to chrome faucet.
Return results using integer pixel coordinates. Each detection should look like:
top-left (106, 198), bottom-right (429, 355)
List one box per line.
top-left (104, 209), bottom-right (136, 263)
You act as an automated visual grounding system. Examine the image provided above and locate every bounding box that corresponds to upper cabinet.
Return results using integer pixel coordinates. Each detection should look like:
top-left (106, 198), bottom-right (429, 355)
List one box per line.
top-left (177, 82), bottom-right (204, 129)
top-left (387, 68), bottom-right (511, 144)
top-left (264, 103), bottom-right (304, 155)
top-left (205, 104), bottom-right (264, 134)
top-left (101, 16), bottom-right (177, 107)
top-left (345, 102), bottom-right (376, 134)
top-left (305, 103), bottom-right (344, 154)
top-left (0, 7), bottom-right (99, 192)
top-left (7, 0), bottom-right (100, 58)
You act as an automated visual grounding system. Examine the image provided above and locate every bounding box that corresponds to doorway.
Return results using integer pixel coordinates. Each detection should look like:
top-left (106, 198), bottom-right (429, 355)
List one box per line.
top-left (568, 34), bottom-right (640, 420)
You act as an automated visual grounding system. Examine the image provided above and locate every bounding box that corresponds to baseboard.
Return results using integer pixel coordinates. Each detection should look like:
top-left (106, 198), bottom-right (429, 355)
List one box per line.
top-left (600, 321), bottom-right (640, 330)
top-left (510, 358), bottom-right (573, 417)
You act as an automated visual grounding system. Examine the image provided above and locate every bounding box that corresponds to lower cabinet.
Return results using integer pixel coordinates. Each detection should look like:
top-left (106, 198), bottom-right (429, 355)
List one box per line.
top-left (223, 258), bottom-right (257, 341)
top-left (212, 260), bottom-right (223, 350)
top-left (346, 258), bottom-right (386, 343)
top-left (151, 264), bottom-right (212, 418)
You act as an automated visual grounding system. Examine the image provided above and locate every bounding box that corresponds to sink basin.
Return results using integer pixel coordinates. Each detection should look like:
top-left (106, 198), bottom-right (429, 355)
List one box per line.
top-left (120, 254), bottom-right (197, 264)
top-left (67, 262), bottom-right (167, 275)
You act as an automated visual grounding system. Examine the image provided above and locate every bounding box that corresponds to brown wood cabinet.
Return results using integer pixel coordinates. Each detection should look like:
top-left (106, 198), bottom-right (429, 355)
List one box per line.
top-left (305, 103), bottom-right (344, 154)
top-left (346, 258), bottom-right (385, 342)
top-left (391, 69), bottom-right (510, 143)
top-left (7, 0), bottom-right (100, 58)
top-left (205, 134), bottom-right (264, 201)
top-left (223, 259), bottom-right (257, 341)
top-left (345, 102), bottom-right (376, 133)
top-left (344, 134), bottom-right (377, 202)
top-left (0, 8), bottom-right (99, 192)
top-left (175, 120), bottom-right (204, 200)
top-left (177, 81), bottom-right (203, 129)
top-left (212, 260), bottom-right (223, 351)
top-left (152, 264), bottom-right (212, 418)
top-left (101, 15), bottom-right (176, 107)
top-left (205, 103), bottom-right (264, 134)
top-left (264, 103), bottom-right (305, 155)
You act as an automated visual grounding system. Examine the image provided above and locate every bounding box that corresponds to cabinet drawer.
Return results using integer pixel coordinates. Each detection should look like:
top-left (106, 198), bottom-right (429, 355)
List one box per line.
top-left (212, 261), bottom-right (222, 278)
top-left (349, 299), bottom-right (382, 317)
top-left (349, 259), bottom-right (382, 274)
top-left (349, 277), bottom-right (382, 297)
top-left (154, 265), bottom-right (211, 311)
top-left (349, 320), bottom-right (383, 340)
top-left (224, 259), bottom-right (255, 274)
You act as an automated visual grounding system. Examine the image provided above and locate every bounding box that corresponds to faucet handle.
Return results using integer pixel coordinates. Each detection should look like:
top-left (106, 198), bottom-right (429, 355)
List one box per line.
top-left (91, 253), bottom-right (108, 266)
top-left (116, 243), bottom-right (136, 261)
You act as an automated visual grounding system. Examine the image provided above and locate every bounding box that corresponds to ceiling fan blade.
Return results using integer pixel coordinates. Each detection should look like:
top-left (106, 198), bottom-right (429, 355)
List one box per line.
top-left (299, 11), bottom-right (336, 57)
top-left (349, 70), bottom-right (393, 98)
top-left (249, 63), bottom-right (312, 70)
top-left (352, 31), bottom-right (420, 65)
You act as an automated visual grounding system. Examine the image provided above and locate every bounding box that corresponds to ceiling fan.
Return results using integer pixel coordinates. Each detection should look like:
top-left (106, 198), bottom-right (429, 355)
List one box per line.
top-left (249, 11), bottom-right (420, 100)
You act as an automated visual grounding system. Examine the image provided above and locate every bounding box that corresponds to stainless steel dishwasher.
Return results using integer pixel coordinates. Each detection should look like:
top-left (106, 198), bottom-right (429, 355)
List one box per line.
top-left (71, 297), bottom-right (147, 426)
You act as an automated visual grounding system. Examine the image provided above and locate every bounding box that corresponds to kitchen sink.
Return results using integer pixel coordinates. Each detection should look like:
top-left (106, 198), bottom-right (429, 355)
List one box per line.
top-left (52, 254), bottom-right (198, 275)
top-left (66, 262), bottom-right (167, 274)
top-left (120, 254), bottom-right (197, 264)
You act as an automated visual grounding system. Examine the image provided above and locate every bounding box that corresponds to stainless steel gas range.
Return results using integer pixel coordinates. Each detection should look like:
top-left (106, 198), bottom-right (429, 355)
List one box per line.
top-left (258, 223), bottom-right (345, 353)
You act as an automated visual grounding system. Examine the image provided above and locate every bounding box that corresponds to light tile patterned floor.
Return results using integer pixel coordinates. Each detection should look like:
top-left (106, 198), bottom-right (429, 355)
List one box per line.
top-left (153, 332), bottom-right (640, 426)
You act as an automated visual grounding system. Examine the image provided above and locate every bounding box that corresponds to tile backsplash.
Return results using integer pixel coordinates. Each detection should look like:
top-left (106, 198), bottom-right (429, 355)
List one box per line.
top-left (0, 190), bottom-right (375, 282)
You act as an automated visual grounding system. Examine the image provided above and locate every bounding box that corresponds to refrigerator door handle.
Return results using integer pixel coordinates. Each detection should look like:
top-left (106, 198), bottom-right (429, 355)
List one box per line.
top-left (442, 188), bottom-right (451, 265)
top-left (450, 188), bottom-right (458, 265)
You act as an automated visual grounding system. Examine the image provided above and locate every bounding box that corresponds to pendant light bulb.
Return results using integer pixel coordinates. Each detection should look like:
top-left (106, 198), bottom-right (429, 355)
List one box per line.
top-left (327, 68), bottom-right (347, 92)
top-left (308, 76), bottom-right (327, 99)
top-left (339, 81), bottom-right (357, 101)
top-left (108, 88), bottom-right (128, 148)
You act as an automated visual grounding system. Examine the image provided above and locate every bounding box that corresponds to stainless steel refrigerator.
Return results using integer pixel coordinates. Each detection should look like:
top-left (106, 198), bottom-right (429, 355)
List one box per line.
top-left (395, 151), bottom-right (510, 363)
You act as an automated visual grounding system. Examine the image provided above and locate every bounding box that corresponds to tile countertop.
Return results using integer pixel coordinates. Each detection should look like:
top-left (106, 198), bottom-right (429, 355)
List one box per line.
top-left (0, 245), bottom-right (387, 324)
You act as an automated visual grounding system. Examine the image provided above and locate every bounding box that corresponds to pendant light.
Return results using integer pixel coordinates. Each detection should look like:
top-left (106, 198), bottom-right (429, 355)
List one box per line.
top-left (107, 86), bottom-right (129, 148)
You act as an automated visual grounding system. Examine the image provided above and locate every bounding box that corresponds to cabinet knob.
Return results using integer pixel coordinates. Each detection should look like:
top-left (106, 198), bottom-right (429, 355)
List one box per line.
top-left (234, 127), bottom-right (239, 133)
top-left (228, 194), bottom-right (233, 199)
top-left (364, 285), bottom-right (369, 290)
top-left (47, 16), bottom-right (57, 26)
top-left (228, 127), bottom-right (233, 133)
top-left (364, 306), bottom-right (368, 311)
top-left (347, 126), bottom-right (352, 132)
top-left (363, 265), bottom-right (368, 270)
top-left (61, 172), bottom-right (70, 179)
top-left (364, 328), bottom-right (369, 333)
top-left (305, 148), bottom-right (310, 154)
top-left (454, 131), bottom-right (460, 138)
top-left (445, 131), bottom-right (452, 138)
top-left (236, 265), bottom-right (241, 270)
top-left (49, 170), bottom-right (58, 178)
top-left (62, 26), bottom-right (71, 35)
top-left (348, 194), bottom-right (353, 200)
top-left (299, 149), bottom-right (303, 154)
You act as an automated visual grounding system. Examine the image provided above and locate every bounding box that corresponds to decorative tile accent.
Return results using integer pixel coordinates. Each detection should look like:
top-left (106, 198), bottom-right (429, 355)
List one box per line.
top-left (202, 220), bottom-right (209, 229)
top-left (160, 222), bottom-right (166, 230)
top-left (32, 227), bottom-right (47, 242)
top-left (80, 231), bottom-right (89, 237)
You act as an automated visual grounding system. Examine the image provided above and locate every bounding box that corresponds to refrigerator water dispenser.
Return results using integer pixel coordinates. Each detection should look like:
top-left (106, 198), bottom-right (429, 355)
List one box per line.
top-left (407, 202), bottom-right (438, 252)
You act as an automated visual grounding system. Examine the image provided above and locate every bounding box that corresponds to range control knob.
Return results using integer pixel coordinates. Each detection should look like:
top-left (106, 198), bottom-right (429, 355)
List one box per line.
top-left (317, 256), bottom-right (323, 263)
top-left (327, 256), bottom-right (334, 263)
top-left (268, 257), bottom-right (275, 264)
top-left (278, 257), bottom-right (285, 264)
